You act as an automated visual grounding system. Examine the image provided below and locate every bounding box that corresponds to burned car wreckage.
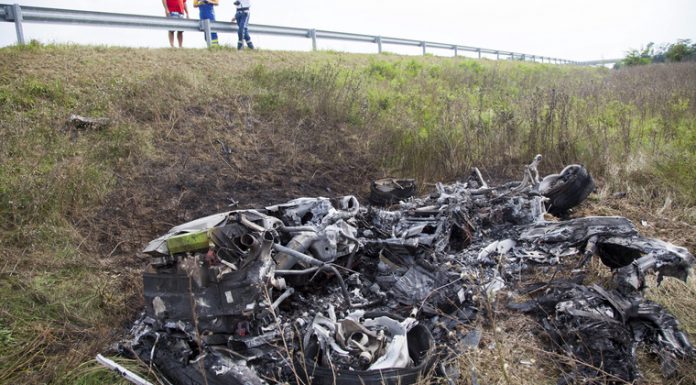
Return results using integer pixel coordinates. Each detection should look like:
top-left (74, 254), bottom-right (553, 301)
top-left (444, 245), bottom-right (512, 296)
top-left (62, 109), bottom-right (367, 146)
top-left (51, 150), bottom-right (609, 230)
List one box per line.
top-left (108, 155), bottom-right (695, 385)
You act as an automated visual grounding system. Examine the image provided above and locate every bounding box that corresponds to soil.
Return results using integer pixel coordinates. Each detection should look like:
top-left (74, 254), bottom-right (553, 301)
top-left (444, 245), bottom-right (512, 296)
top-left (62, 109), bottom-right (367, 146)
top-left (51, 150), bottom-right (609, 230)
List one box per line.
top-left (88, 119), bottom-right (380, 261)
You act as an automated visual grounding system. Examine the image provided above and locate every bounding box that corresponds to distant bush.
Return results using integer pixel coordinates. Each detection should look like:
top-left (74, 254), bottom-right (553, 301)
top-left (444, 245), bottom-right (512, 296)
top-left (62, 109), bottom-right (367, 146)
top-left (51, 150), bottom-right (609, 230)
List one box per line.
top-left (617, 39), bottom-right (696, 68)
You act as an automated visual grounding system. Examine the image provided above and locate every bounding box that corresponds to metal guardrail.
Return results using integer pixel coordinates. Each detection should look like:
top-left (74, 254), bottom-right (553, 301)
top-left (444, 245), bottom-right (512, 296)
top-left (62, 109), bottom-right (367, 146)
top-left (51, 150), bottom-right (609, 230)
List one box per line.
top-left (578, 58), bottom-right (622, 66)
top-left (1, 3), bottom-right (580, 64)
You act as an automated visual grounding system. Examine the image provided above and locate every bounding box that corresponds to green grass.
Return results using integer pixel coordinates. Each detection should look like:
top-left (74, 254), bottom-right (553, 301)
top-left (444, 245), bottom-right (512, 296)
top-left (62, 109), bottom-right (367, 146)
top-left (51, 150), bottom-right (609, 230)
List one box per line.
top-left (1, 43), bottom-right (695, 384)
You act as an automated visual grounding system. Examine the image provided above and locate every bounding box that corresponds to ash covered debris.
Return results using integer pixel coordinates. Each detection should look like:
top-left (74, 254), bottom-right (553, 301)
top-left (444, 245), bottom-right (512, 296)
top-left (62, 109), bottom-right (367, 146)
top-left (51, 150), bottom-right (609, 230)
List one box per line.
top-left (511, 283), bottom-right (696, 384)
top-left (109, 156), bottom-right (695, 385)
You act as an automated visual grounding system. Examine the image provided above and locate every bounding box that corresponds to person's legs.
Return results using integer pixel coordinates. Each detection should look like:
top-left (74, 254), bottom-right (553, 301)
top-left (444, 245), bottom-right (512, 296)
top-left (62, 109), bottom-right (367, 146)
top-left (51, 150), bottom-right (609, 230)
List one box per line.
top-left (242, 12), bottom-right (253, 49)
top-left (210, 23), bottom-right (219, 46)
top-left (201, 5), bottom-right (219, 46)
top-left (199, 6), bottom-right (207, 45)
top-left (168, 13), bottom-right (182, 48)
top-left (236, 11), bottom-right (247, 49)
top-left (208, 6), bottom-right (219, 46)
top-left (177, 31), bottom-right (184, 48)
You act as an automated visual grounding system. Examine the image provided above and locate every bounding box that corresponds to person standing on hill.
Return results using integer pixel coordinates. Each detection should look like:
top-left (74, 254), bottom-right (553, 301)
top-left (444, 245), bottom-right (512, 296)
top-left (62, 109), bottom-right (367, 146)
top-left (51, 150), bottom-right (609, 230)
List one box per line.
top-left (232, 0), bottom-right (254, 50)
top-left (194, 0), bottom-right (219, 46)
top-left (163, 0), bottom-right (190, 48)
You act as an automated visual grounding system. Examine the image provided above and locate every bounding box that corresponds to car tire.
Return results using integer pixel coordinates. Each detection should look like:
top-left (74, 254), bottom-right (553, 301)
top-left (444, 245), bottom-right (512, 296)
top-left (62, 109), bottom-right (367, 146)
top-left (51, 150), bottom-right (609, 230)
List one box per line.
top-left (539, 165), bottom-right (595, 215)
top-left (369, 178), bottom-right (416, 206)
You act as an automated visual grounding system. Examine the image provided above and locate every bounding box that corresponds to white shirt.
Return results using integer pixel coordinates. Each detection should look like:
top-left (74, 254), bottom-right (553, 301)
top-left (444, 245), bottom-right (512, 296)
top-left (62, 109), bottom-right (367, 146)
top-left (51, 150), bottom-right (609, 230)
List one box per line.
top-left (236, 0), bottom-right (251, 8)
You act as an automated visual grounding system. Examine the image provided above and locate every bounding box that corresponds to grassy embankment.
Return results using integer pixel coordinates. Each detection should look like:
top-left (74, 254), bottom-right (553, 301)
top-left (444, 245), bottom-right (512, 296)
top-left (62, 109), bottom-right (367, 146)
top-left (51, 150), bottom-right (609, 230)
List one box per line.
top-left (1, 43), bottom-right (695, 384)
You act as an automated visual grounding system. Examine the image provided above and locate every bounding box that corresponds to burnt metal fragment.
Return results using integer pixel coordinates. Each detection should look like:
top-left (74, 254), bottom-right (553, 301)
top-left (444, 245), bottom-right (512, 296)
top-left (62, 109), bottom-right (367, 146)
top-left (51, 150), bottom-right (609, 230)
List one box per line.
top-left (519, 216), bottom-right (694, 291)
top-left (122, 317), bottom-right (264, 385)
top-left (512, 282), bottom-right (695, 384)
top-left (107, 155), bottom-right (694, 385)
top-left (298, 319), bottom-right (434, 385)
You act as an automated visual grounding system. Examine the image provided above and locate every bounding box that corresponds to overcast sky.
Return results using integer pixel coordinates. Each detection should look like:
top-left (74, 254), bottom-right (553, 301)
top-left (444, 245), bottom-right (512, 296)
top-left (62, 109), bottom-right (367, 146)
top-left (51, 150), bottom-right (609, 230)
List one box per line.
top-left (1, 0), bottom-right (695, 60)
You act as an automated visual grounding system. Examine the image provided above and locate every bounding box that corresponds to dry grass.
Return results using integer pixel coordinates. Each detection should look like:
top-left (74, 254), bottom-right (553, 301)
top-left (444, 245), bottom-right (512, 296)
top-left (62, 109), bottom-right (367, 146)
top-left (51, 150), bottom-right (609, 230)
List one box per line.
top-left (455, 307), bottom-right (560, 385)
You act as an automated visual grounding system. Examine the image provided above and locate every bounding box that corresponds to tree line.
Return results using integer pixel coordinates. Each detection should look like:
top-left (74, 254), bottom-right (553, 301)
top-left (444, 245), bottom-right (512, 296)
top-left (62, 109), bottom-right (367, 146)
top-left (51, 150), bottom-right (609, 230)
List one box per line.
top-left (616, 39), bottom-right (696, 68)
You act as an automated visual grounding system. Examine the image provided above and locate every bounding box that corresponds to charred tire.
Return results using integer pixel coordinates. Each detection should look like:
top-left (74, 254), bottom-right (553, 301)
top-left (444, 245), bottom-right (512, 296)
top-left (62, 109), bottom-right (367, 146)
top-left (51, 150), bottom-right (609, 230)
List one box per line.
top-left (539, 164), bottom-right (595, 215)
top-left (369, 178), bottom-right (416, 206)
top-left (298, 324), bottom-right (434, 385)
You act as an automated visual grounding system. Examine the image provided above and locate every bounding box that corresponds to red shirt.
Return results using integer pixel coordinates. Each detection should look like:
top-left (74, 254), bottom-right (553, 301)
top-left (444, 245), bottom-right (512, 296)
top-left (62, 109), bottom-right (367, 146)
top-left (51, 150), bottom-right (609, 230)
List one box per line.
top-left (166, 0), bottom-right (186, 13)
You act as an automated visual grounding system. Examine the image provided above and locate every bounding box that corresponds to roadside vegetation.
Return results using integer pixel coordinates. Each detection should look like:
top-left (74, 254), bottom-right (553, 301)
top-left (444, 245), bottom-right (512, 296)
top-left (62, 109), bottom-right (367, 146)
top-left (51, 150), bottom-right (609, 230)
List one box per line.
top-left (1, 43), bottom-right (695, 384)
top-left (617, 39), bottom-right (696, 68)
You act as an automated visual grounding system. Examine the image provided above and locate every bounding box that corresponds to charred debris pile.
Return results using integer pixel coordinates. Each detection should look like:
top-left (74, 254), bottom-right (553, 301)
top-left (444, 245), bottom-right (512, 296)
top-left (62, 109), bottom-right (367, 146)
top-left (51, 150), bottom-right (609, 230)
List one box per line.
top-left (110, 156), bottom-right (695, 385)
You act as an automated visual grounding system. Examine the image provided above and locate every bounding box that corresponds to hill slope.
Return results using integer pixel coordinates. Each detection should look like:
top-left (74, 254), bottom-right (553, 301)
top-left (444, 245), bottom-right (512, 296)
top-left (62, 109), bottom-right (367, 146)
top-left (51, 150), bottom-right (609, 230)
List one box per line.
top-left (1, 44), bottom-right (695, 384)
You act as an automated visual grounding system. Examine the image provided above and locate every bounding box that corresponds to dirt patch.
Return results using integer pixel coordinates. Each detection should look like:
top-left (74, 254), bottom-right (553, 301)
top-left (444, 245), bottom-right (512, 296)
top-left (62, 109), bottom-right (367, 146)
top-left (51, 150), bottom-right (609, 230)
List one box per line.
top-left (88, 117), bottom-right (379, 258)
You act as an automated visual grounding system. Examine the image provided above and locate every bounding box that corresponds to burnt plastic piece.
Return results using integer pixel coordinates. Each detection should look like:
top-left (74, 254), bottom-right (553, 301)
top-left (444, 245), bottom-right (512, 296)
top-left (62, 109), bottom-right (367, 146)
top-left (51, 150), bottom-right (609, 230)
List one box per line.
top-left (539, 164), bottom-right (595, 215)
top-left (519, 216), bottom-right (638, 244)
top-left (610, 236), bottom-right (695, 292)
top-left (519, 217), bottom-right (694, 291)
top-left (142, 234), bottom-right (274, 334)
top-left (125, 318), bottom-right (263, 385)
top-left (511, 283), bottom-right (695, 383)
top-left (369, 178), bottom-right (416, 206)
top-left (298, 324), bottom-right (434, 385)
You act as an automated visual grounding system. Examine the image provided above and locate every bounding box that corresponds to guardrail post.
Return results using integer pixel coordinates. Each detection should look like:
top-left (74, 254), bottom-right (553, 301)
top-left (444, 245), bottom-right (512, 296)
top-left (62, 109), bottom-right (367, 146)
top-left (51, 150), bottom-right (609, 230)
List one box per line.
top-left (477, 48), bottom-right (481, 59)
top-left (12, 3), bottom-right (25, 45)
top-left (310, 29), bottom-right (317, 51)
top-left (495, 51), bottom-right (499, 60)
top-left (201, 18), bottom-right (212, 48)
top-left (376, 36), bottom-right (382, 53)
top-left (421, 41), bottom-right (426, 55)
top-left (453, 46), bottom-right (458, 57)
top-left (510, 53), bottom-right (514, 60)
